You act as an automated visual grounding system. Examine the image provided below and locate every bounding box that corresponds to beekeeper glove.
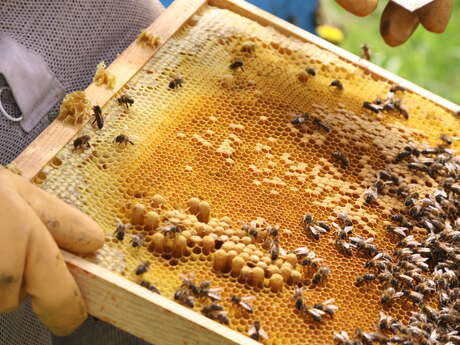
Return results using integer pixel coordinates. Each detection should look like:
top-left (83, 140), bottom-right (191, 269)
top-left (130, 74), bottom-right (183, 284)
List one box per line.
top-left (0, 167), bottom-right (104, 335)
top-left (335, 0), bottom-right (452, 46)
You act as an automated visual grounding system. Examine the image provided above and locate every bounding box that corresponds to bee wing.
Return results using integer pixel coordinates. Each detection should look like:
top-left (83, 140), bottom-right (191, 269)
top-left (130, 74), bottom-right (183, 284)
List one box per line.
top-left (209, 287), bottom-right (224, 293)
top-left (248, 325), bottom-right (256, 336)
top-left (280, 247), bottom-right (287, 256)
top-left (308, 308), bottom-right (325, 319)
top-left (258, 328), bottom-right (269, 340)
top-left (343, 225), bottom-right (353, 233)
top-left (242, 296), bottom-right (256, 302)
top-left (294, 247), bottom-right (309, 256)
top-left (323, 298), bottom-right (335, 304)
top-left (394, 291), bottom-right (404, 298)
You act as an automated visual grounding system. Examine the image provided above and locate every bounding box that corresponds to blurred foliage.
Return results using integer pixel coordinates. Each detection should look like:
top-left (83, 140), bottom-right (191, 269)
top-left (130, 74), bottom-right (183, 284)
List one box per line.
top-left (323, 1), bottom-right (460, 104)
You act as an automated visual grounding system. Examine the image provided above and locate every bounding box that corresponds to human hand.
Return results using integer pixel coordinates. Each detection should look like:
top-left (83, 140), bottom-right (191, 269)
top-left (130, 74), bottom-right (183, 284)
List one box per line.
top-left (335, 0), bottom-right (452, 46)
top-left (0, 167), bottom-right (104, 335)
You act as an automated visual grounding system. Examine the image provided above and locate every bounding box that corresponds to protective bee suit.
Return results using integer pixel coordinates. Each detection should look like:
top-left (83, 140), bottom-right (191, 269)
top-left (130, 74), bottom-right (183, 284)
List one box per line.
top-left (0, 1), bottom-right (162, 344)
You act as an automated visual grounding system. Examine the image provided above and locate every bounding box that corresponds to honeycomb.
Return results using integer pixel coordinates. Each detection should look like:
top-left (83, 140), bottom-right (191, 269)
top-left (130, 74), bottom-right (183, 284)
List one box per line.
top-left (35, 5), bottom-right (460, 345)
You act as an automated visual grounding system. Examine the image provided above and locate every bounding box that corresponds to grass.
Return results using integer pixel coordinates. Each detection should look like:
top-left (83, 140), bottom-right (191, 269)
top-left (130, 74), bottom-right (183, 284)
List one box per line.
top-left (323, 1), bottom-right (460, 104)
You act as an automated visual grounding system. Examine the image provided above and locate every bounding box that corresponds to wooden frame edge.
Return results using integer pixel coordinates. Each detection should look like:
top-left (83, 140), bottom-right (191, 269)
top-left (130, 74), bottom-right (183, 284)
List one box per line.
top-left (209, 0), bottom-right (459, 113)
top-left (64, 251), bottom-right (258, 345)
top-left (13, 0), bottom-right (207, 180)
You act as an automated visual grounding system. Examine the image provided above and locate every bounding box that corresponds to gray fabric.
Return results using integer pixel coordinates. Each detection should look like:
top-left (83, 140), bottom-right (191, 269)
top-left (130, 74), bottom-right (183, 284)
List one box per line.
top-left (0, 0), bottom-right (163, 344)
top-left (0, 34), bottom-right (64, 132)
top-left (0, 0), bottom-right (163, 165)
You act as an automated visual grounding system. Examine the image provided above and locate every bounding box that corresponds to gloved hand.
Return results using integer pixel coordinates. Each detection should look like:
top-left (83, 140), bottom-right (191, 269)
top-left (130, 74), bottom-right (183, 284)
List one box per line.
top-left (0, 167), bottom-right (104, 335)
top-left (336, 0), bottom-right (452, 46)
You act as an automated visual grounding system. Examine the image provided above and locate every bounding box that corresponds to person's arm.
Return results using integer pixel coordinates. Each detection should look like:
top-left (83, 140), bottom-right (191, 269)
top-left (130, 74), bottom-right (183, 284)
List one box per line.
top-left (0, 167), bottom-right (104, 335)
top-left (335, 0), bottom-right (452, 46)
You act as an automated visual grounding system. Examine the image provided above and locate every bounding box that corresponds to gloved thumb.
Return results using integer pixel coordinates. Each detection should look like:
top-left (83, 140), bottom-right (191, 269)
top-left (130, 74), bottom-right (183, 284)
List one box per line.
top-left (5, 168), bottom-right (104, 253)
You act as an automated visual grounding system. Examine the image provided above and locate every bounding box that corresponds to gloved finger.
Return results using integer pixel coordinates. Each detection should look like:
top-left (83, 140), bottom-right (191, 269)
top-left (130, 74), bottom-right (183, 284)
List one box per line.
top-left (0, 187), bottom-right (28, 312)
top-left (24, 204), bottom-right (87, 336)
top-left (2, 168), bottom-right (104, 254)
top-left (335, 0), bottom-right (378, 17)
top-left (380, 2), bottom-right (420, 47)
top-left (416, 0), bottom-right (452, 33)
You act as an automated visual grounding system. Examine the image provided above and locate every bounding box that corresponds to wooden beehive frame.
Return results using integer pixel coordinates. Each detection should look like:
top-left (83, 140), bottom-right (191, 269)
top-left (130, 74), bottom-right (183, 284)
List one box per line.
top-left (13, 0), bottom-right (459, 344)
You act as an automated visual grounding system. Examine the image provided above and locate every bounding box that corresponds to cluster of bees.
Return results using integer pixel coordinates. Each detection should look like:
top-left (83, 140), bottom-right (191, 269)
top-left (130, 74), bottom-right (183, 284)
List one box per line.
top-left (72, 95), bottom-right (135, 150)
top-left (362, 86), bottom-right (409, 119)
top-left (332, 134), bottom-right (460, 344)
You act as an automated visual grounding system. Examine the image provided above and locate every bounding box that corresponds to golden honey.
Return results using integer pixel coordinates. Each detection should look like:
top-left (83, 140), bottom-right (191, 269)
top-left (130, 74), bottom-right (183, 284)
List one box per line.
top-left (38, 5), bottom-right (458, 344)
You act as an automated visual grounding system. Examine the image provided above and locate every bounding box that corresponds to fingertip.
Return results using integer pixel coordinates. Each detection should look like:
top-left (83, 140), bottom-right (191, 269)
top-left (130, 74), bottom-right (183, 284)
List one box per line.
top-left (380, 2), bottom-right (419, 47)
top-left (416, 0), bottom-right (452, 34)
top-left (336, 0), bottom-right (378, 17)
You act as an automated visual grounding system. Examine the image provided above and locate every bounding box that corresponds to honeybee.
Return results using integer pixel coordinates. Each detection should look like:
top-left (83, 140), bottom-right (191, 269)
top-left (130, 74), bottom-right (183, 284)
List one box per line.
top-left (355, 273), bottom-right (375, 287)
top-left (302, 212), bottom-right (313, 225)
top-left (393, 150), bottom-right (412, 163)
top-left (230, 295), bottom-right (255, 313)
top-left (377, 312), bottom-right (401, 333)
top-left (312, 117), bottom-right (331, 133)
top-left (179, 274), bottom-right (200, 296)
top-left (331, 151), bottom-right (349, 169)
top-left (215, 311), bottom-right (230, 325)
top-left (293, 286), bottom-right (304, 312)
top-left (158, 223), bottom-right (183, 239)
top-left (390, 214), bottom-right (413, 229)
top-left (73, 135), bottom-right (91, 150)
top-left (174, 289), bottom-right (194, 308)
top-left (360, 44), bottom-right (371, 61)
top-left (329, 79), bottom-right (343, 90)
top-left (91, 105), bottom-right (104, 129)
top-left (394, 101), bottom-right (409, 119)
top-left (139, 280), bottom-right (160, 294)
top-left (365, 252), bottom-right (391, 271)
top-left (135, 261), bottom-right (150, 275)
top-left (300, 252), bottom-right (323, 268)
top-left (168, 75), bottom-right (184, 89)
top-left (117, 95), bottom-right (135, 109)
top-left (270, 238), bottom-right (280, 261)
top-left (335, 238), bottom-right (353, 257)
top-left (306, 67), bottom-right (316, 76)
top-left (201, 303), bottom-right (229, 324)
top-left (363, 186), bottom-right (378, 204)
top-left (198, 281), bottom-right (222, 301)
top-left (390, 85), bottom-right (407, 93)
top-left (350, 236), bottom-right (377, 257)
top-left (267, 225), bottom-right (280, 239)
top-left (313, 298), bottom-right (338, 317)
top-left (113, 219), bottom-right (127, 241)
top-left (334, 331), bottom-right (352, 345)
top-left (229, 60), bottom-right (244, 71)
top-left (305, 305), bottom-right (326, 322)
top-left (130, 234), bottom-right (144, 248)
top-left (403, 289), bottom-right (424, 304)
top-left (312, 265), bottom-right (330, 286)
top-left (114, 134), bottom-right (134, 146)
top-left (332, 222), bottom-right (352, 239)
top-left (291, 113), bottom-right (309, 125)
top-left (380, 287), bottom-right (403, 306)
top-left (362, 101), bottom-right (383, 113)
top-left (408, 162), bottom-right (428, 173)
top-left (386, 225), bottom-right (409, 238)
top-left (201, 302), bottom-right (224, 314)
top-left (248, 321), bottom-right (268, 341)
top-left (355, 328), bottom-right (375, 345)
